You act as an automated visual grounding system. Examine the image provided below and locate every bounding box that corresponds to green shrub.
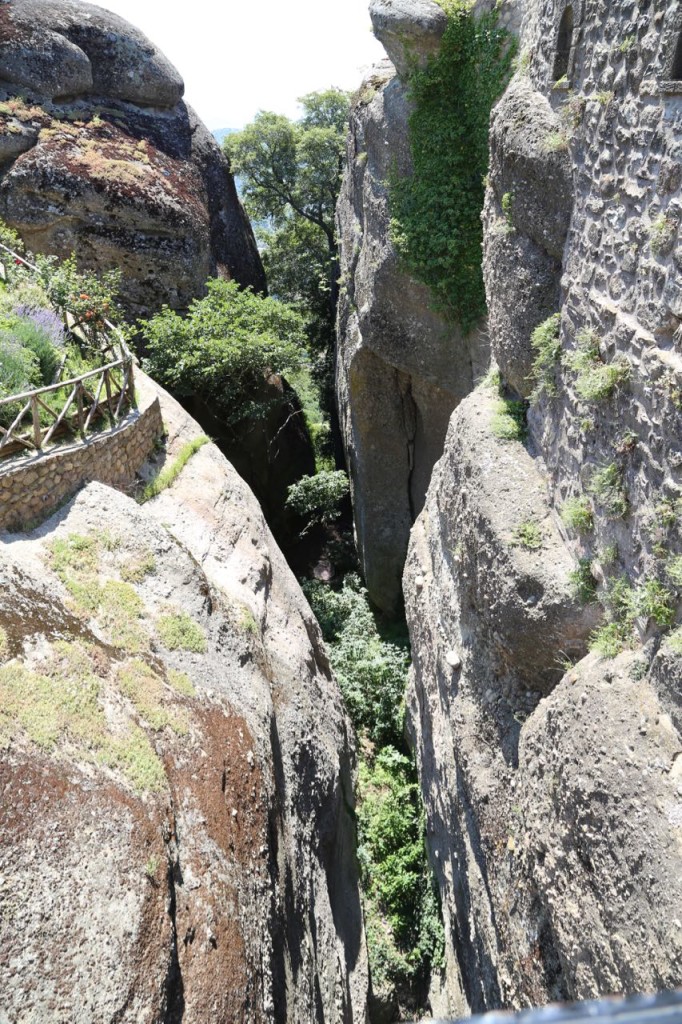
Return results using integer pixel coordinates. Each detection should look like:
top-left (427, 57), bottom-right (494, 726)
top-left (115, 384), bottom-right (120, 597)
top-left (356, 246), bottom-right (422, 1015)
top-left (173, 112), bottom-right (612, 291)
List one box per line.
top-left (512, 520), bottom-right (543, 550)
top-left (666, 556), bottom-right (682, 587)
top-left (157, 612), bottom-right (207, 653)
top-left (588, 463), bottom-right (628, 519)
top-left (564, 329), bottom-right (630, 401)
top-left (35, 253), bottom-right (121, 332)
top-left (590, 619), bottom-right (633, 658)
top-left (306, 575), bottom-right (408, 748)
top-left (561, 496), bottom-right (593, 533)
top-left (637, 579), bottom-right (675, 628)
top-left (285, 470), bottom-right (349, 531)
top-left (529, 312), bottom-right (561, 401)
top-left (140, 279), bottom-right (305, 426)
top-left (358, 746), bottom-right (444, 991)
top-left (140, 435), bottom-right (210, 503)
top-left (568, 558), bottom-right (597, 603)
top-left (0, 333), bottom-right (39, 406)
top-left (389, 1), bottom-right (515, 329)
top-left (491, 398), bottom-right (526, 441)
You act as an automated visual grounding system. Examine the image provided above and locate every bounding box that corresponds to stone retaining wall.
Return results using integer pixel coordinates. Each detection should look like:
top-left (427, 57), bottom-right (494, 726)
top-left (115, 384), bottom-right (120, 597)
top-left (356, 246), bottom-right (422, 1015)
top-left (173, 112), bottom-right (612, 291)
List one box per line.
top-left (0, 393), bottom-right (164, 532)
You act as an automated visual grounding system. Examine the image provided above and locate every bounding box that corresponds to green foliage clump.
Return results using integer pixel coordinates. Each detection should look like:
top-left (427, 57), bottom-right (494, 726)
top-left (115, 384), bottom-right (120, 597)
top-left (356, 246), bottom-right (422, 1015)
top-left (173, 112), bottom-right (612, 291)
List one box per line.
top-left (589, 571), bottom-right (677, 658)
top-left (568, 557), bottom-right (598, 603)
top-left (120, 551), bottom-right (157, 583)
top-left (590, 575), bottom-right (636, 658)
top-left (118, 659), bottom-right (188, 735)
top-left (156, 611), bottom-right (207, 654)
top-left (167, 669), bottom-right (196, 697)
top-left (0, 332), bottom-right (40, 399)
top-left (140, 280), bottom-right (305, 427)
top-left (666, 556), bottom-right (682, 588)
top-left (35, 253), bottom-right (121, 332)
top-left (0, 642), bottom-right (166, 793)
top-left (304, 574), bottom-right (408, 748)
top-left (0, 626), bottom-right (8, 661)
top-left (668, 627), bottom-right (682, 654)
top-left (357, 747), bottom-right (444, 993)
top-left (561, 495), bottom-right (594, 533)
top-left (512, 520), bottom-right (543, 550)
top-left (491, 397), bottom-right (527, 441)
top-left (564, 329), bottom-right (630, 402)
top-left (389, 1), bottom-right (515, 329)
top-left (588, 462), bottom-right (628, 519)
top-left (285, 470), bottom-right (349, 532)
top-left (637, 579), bottom-right (675, 628)
top-left (529, 312), bottom-right (561, 401)
top-left (140, 435), bottom-right (211, 503)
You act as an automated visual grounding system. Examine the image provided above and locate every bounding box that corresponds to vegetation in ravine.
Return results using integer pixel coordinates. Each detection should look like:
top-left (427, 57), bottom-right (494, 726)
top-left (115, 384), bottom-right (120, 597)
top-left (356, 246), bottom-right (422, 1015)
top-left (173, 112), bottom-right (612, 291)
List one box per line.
top-left (140, 279), bottom-right (305, 427)
top-left (226, 89), bottom-right (351, 421)
top-left (304, 575), bottom-right (444, 1009)
top-left (389, 0), bottom-right (515, 330)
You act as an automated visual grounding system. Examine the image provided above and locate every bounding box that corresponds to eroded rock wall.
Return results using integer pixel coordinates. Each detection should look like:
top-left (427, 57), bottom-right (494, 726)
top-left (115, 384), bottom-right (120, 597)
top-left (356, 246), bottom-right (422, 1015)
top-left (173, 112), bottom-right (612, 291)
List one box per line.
top-left (0, 379), bottom-right (368, 1023)
top-left (336, 26), bottom-right (490, 616)
top-left (0, 0), bottom-right (265, 317)
top-left (405, 0), bottom-right (682, 1013)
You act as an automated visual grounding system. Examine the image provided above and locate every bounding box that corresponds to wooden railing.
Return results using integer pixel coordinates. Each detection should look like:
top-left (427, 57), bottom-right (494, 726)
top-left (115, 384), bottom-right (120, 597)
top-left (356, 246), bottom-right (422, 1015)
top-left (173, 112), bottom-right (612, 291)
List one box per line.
top-left (0, 243), bottom-right (134, 460)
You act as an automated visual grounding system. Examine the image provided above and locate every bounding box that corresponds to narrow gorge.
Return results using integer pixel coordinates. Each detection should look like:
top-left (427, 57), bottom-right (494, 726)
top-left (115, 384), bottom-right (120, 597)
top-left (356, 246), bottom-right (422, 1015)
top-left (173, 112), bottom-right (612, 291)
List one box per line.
top-left (0, 0), bottom-right (681, 1021)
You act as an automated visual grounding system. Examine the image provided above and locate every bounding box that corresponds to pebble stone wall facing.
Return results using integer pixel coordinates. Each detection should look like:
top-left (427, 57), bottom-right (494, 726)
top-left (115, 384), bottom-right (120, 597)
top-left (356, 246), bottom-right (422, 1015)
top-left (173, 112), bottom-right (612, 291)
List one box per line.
top-left (0, 391), bottom-right (164, 531)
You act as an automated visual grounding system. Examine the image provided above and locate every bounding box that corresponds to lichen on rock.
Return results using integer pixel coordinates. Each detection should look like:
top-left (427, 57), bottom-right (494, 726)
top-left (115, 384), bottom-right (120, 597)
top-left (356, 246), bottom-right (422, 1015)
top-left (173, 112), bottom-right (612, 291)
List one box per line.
top-left (0, 0), bottom-right (265, 318)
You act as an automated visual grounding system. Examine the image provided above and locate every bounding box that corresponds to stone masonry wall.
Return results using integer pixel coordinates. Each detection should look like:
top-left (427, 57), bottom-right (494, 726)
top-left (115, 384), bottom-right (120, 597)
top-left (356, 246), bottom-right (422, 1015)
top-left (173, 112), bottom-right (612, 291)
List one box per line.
top-left (520, 0), bottom-right (682, 582)
top-left (0, 387), bottom-right (163, 531)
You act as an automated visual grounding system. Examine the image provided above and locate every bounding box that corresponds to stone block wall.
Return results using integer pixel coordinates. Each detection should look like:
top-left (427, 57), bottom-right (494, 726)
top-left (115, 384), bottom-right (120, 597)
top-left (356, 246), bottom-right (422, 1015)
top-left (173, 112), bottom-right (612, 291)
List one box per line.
top-left (486, 0), bottom-right (682, 581)
top-left (0, 393), bottom-right (164, 531)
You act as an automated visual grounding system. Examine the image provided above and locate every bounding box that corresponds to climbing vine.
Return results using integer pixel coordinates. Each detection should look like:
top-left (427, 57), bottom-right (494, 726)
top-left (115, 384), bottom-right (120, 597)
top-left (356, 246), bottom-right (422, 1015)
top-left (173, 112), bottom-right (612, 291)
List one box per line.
top-left (389, 0), bottom-right (515, 330)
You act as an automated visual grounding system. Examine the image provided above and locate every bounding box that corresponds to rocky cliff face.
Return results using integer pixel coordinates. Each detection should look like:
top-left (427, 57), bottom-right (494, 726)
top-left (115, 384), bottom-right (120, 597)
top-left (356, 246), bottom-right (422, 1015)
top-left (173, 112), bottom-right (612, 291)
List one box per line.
top-left (0, 379), bottom-right (368, 1023)
top-left (404, 0), bottom-right (682, 1014)
top-left (0, 0), bottom-right (265, 316)
top-left (335, 3), bottom-right (491, 616)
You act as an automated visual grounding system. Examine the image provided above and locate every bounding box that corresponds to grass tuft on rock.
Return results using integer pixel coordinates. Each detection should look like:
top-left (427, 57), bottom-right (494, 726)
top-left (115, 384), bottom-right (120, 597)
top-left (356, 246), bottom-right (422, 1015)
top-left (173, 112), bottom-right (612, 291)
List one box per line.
top-left (157, 611), bottom-right (207, 653)
top-left (140, 435), bottom-right (211, 503)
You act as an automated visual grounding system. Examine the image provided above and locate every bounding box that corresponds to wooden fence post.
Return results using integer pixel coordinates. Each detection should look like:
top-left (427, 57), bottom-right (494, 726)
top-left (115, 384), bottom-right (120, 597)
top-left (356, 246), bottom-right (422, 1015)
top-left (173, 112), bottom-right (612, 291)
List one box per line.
top-left (31, 395), bottom-right (41, 450)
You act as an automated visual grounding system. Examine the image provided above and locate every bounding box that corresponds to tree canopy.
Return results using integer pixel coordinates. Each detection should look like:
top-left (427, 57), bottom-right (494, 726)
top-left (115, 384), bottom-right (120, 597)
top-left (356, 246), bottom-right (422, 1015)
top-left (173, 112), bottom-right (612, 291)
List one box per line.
top-left (225, 89), bottom-right (350, 247)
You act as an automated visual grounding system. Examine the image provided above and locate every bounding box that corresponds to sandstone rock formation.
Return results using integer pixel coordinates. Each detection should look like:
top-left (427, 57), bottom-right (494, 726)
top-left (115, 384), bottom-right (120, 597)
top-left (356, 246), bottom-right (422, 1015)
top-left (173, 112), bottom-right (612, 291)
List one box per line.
top-left (336, 46), bottom-right (489, 616)
top-left (0, 378), bottom-right (368, 1023)
top-left (0, 0), bottom-right (265, 317)
top-left (403, 0), bottom-right (682, 1014)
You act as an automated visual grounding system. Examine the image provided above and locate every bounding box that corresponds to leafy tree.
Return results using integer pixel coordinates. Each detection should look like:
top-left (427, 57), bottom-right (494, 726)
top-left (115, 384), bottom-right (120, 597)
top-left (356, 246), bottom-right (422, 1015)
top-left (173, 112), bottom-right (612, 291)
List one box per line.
top-left (225, 89), bottom-right (351, 349)
top-left (139, 279), bottom-right (305, 426)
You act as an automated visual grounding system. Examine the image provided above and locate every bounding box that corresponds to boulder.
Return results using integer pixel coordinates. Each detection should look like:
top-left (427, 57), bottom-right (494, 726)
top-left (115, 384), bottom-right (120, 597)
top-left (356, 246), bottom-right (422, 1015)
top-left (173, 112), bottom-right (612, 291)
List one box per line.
top-left (0, 0), bottom-right (265, 317)
top-left (0, 379), bottom-right (369, 1022)
top-left (369, 0), bottom-right (447, 78)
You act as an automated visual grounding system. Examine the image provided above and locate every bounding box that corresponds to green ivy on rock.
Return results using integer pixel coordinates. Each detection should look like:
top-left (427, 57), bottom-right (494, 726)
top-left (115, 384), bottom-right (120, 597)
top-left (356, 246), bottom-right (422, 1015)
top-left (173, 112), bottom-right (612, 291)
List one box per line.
top-left (389, 0), bottom-right (515, 331)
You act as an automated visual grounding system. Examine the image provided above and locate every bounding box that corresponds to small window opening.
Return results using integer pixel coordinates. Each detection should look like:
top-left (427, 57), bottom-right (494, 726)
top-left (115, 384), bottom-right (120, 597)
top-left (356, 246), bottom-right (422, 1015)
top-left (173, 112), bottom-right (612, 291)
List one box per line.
top-left (672, 31), bottom-right (682, 80)
top-left (553, 6), bottom-right (574, 81)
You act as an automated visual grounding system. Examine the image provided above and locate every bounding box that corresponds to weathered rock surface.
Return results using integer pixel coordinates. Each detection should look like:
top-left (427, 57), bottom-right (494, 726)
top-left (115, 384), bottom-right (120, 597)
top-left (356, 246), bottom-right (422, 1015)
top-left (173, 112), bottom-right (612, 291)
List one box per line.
top-left (483, 78), bottom-right (573, 397)
top-left (405, 387), bottom-right (682, 1011)
top-left (0, 380), bottom-right (368, 1023)
top-left (336, 58), bottom-right (489, 614)
top-left (369, 0), bottom-right (447, 78)
top-left (404, 0), bottom-right (682, 1014)
top-left (0, 0), bottom-right (264, 317)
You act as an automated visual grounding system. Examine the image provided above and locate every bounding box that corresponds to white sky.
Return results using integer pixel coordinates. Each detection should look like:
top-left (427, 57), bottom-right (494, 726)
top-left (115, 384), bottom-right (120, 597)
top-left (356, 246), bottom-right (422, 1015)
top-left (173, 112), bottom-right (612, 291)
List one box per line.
top-left (98, 0), bottom-right (385, 130)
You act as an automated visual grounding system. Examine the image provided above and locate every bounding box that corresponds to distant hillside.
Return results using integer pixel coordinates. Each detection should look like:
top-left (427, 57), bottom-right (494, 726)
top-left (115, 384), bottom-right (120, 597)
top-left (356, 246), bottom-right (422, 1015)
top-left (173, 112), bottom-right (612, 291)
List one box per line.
top-left (212, 128), bottom-right (234, 145)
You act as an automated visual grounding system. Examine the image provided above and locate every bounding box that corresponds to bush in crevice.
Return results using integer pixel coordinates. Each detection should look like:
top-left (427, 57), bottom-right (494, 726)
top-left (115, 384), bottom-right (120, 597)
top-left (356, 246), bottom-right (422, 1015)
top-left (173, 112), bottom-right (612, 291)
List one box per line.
top-left (304, 574), bottom-right (444, 1007)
